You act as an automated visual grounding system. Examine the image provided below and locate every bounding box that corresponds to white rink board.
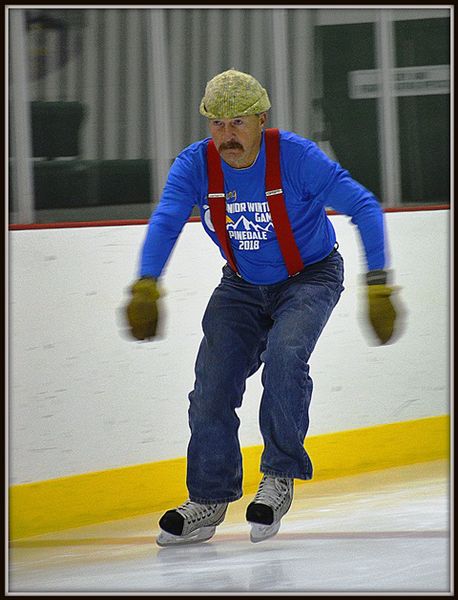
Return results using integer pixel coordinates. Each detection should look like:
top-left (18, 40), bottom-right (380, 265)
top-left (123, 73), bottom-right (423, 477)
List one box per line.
top-left (8, 210), bottom-right (450, 484)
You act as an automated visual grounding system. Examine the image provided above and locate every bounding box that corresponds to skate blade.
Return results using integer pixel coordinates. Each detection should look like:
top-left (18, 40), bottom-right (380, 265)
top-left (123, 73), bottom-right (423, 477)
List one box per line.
top-left (156, 525), bottom-right (217, 547)
top-left (249, 521), bottom-right (281, 543)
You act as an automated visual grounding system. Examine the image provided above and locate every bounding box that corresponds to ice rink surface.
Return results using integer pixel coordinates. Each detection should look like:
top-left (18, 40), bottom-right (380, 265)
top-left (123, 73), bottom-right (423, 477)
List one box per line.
top-left (8, 460), bottom-right (452, 595)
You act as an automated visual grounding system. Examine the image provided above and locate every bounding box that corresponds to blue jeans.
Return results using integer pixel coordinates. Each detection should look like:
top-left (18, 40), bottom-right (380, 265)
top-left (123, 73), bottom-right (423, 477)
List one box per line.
top-left (187, 250), bottom-right (345, 503)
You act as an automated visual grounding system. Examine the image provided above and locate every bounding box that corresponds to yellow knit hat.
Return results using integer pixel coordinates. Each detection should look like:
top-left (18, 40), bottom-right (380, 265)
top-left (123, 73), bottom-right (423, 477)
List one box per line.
top-left (200, 69), bottom-right (271, 119)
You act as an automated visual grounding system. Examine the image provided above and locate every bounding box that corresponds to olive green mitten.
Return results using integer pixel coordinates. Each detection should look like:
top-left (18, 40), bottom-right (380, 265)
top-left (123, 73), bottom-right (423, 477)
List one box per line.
top-left (366, 270), bottom-right (397, 345)
top-left (126, 277), bottom-right (160, 340)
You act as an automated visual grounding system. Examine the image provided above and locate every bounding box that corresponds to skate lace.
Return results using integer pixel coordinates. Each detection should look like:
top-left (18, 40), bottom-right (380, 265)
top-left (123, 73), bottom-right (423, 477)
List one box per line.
top-left (254, 475), bottom-right (291, 509)
top-left (176, 500), bottom-right (221, 524)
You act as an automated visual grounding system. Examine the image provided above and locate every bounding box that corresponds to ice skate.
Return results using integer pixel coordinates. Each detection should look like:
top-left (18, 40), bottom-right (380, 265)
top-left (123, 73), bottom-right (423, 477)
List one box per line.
top-left (246, 475), bottom-right (294, 543)
top-left (156, 500), bottom-right (228, 547)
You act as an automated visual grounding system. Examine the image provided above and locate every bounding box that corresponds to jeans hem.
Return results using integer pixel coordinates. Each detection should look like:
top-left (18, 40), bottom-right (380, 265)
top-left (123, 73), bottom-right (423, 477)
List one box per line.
top-left (189, 492), bottom-right (243, 504)
top-left (261, 468), bottom-right (313, 481)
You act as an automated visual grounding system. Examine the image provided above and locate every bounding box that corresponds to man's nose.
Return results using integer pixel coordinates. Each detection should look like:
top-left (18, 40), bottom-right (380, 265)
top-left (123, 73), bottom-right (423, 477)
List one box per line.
top-left (222, 123), bottom-right (237, 138)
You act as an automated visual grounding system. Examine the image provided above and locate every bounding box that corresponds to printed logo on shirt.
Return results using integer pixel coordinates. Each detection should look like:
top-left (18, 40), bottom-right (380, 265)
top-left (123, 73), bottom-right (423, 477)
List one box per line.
top-left (203, 204), bottom-right (215, 232)
top-left (203, 191), bottom-right (237, 232)
top-left (203, 200), bottom-right (274, 251)
top-left (227, 201), bottom-right (273, 251)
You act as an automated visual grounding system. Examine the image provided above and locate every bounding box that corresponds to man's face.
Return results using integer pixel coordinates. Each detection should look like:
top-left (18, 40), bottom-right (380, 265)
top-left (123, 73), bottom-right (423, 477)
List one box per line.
top-left (208, 113), bottom-right (267, 169)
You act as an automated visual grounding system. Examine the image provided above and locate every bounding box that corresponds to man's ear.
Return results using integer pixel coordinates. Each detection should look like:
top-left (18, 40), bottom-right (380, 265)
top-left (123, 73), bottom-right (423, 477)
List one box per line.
top-left (259, 112), bottom-right (267, 127)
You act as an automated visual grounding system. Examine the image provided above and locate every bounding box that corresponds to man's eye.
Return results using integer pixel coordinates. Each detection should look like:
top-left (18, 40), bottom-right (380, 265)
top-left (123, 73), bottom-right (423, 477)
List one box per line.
top-left (233, 120), bottom-right (243, 126)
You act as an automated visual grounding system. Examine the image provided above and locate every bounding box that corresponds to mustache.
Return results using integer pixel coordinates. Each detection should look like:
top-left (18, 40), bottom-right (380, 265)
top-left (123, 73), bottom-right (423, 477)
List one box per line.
top-left (219, 141), bottom-right (243, 151)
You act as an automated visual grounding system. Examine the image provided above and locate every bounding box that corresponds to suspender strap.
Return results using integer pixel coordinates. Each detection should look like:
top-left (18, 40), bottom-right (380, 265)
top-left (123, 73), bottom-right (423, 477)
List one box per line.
top-left (206, 140), bottom-right (238, 273)
top-left (264, 128), bottom-right (304, 276)
top-left (206, 128), bottom-right (304, 277)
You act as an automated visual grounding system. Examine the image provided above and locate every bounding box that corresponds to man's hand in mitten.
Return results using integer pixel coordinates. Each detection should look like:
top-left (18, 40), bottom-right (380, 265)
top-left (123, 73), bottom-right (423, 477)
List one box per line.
top-left (125, 277), bottom-right (160, 341)
top-left (366, 270), bottom-right (399, 345)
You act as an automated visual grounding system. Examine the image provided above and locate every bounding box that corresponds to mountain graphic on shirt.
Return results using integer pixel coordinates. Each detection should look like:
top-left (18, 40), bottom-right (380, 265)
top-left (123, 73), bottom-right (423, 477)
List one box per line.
top-left (226, 215), bottom-right (274, 233)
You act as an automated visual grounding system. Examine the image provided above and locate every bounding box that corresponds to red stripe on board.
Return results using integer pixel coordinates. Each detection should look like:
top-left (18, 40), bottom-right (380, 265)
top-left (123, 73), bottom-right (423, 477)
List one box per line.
top-left (328, 204), bottom-right (451, 216)
top-left (8, 204), bottom-right (450, 231)
top-left (8, 219), bottom-right (150, 231)
top-left (382, 205), bottom-right (451, 213)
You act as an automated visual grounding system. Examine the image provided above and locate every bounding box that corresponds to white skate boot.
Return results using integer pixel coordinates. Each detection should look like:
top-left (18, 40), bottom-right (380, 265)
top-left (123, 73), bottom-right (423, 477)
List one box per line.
top-left (246, 475), bottom-right (294, 543)
top-left (156, 500), bottom-right (228, 547)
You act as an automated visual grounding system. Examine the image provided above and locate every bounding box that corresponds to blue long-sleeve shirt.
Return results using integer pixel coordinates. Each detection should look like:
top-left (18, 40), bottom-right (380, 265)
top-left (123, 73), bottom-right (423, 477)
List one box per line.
top-left (139, 130), bottom-right (387, 285)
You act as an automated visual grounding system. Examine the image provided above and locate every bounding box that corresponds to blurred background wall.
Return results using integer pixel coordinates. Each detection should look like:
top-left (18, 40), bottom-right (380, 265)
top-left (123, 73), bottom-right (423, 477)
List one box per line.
top-left (8, 7), bottom-right (450, 225)
top-left (9, 210), bottom-right (450, 484)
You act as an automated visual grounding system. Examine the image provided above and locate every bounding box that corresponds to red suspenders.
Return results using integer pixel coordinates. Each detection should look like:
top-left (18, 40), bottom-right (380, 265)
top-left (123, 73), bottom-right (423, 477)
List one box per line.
top-left (264, 129), bottom-right (304, 276)
top-left (206, 140), bottom-right (238, 273)
top-left (206, 128), bottom-right (304, 277)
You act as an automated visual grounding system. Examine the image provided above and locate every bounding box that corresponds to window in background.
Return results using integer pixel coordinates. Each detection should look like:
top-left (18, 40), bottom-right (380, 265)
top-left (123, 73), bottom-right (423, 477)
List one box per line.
top-left (8, 9), bottom-right (450, 225)
top-left (395, 17), bottom-right (450, 204)
top-left (318, 22), bottom-right (381, 201)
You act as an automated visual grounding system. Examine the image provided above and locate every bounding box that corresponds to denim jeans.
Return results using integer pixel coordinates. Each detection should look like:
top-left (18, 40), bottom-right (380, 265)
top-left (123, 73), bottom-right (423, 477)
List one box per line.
top-left (187, 250), bottom-right (345, 503)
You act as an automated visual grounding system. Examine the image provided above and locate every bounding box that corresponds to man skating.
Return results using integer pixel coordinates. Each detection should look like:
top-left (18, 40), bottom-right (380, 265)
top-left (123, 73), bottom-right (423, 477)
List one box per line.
top-left (125, 69), bottom-right (399, 545)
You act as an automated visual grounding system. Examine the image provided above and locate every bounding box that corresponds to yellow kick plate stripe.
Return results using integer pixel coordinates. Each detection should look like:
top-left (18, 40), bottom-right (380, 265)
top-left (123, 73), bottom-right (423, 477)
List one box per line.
top-left (9, 415), bottom-right (449, 540)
